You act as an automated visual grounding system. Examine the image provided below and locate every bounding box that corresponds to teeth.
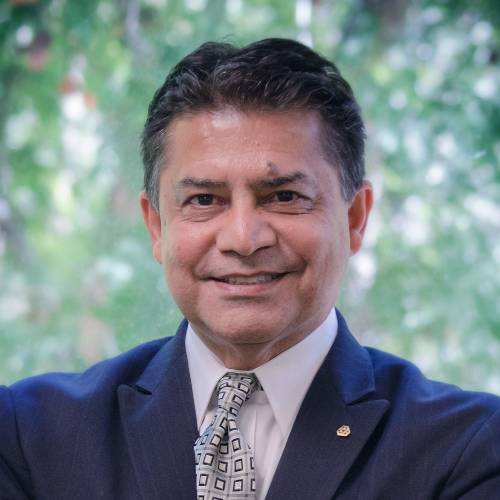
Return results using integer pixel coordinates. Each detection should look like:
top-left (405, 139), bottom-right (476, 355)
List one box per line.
top-left (219, 274), bottom-right (281, 285)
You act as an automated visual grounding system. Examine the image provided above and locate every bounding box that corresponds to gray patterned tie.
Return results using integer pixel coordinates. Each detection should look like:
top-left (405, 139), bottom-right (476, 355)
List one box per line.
top-left (194, 372), bottom-right (260, 499)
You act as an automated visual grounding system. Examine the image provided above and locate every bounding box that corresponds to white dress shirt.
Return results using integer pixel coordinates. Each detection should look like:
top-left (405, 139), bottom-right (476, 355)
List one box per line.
top-left (186, 308), bottom-right (338, 499)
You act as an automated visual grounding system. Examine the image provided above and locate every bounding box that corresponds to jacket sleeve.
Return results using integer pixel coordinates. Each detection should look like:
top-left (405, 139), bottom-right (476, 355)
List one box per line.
top-left (441, 407), bottom-right (500, 499)
top-left (0, 386), bottom-right (32, 500)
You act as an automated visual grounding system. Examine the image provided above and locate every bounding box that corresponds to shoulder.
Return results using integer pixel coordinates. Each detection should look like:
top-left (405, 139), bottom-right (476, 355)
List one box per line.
top-left (366, 346), bottom-right (500, 417)
top-left (367, 348), bottom-right (500, 466)
top-left (0, 336), bottom-right (175, 496)
top-left (2, 336), bottom-right (173, 428)
top-left (365, 346), bottom-right (500, 495)
top-left (9, 335), bottom-right (171, 398)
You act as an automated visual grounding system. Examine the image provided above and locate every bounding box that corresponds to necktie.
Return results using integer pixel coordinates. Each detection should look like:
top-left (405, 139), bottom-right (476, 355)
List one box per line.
top-left (194, 372), bottom-right (260, 499)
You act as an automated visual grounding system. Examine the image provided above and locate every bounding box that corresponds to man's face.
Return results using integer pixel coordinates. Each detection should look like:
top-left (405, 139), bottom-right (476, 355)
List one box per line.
top-left (141, 109), bottom-right (371, 367)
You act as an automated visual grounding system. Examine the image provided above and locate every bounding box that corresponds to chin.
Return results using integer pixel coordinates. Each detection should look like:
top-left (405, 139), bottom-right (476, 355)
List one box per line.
top-left (200, 316), bottom-right (289, 347)
top-left (219, 322), bottom-right (281, 343)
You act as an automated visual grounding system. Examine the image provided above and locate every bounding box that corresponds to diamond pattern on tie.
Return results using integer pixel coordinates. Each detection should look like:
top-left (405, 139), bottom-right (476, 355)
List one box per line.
top-left (195, 372), bottom-right (260, 499)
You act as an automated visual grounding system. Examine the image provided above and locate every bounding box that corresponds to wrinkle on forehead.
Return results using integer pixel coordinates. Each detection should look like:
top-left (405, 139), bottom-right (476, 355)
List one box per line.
top-left (168, 108), bottom-right (324, 151)
top-left (163, 109), bottom-right (331, 189)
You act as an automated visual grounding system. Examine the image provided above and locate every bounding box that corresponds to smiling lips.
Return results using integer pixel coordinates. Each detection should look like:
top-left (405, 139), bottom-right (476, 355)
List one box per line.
top-left (212, 273), bottom-right (286, 285)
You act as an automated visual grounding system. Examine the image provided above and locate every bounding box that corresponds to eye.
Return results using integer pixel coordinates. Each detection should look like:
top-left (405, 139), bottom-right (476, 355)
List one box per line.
top-left (262, 190), bottom-right (313, 213)
top-left (274, 191), bottom-right (298, 202)
top-left (189, 194), bottom-right (215, 206)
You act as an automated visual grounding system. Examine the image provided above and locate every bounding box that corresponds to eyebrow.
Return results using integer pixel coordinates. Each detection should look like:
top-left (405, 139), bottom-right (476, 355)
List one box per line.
top-left (175, 171), bottom-right (311, 194)
top-left (251, 172), bottom-right (308, 189)
top-left (176, 177), bottom-right (227, 190)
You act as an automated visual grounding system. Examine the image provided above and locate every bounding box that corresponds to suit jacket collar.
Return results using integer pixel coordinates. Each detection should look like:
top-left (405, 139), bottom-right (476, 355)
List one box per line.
top-left (118, 320), bottom-right (198, 500)
top-left (266, 311), bottom-right (390, 499)
top-left (118, 312), bottom-right (389, 500)
top-left (325, 311), bottom-right (376, 404)
top-left (132, 319), bottom-right (190, 394)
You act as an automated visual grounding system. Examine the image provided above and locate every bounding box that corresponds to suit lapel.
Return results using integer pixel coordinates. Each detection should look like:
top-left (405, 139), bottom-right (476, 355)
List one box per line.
top-left (118, 321), bottom-right (198, 500)
top-left (266, 312), bottom-right (390, 500)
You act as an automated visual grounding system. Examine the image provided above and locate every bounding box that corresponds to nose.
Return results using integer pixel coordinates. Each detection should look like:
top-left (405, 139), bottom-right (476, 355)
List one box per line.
top-left (216, 203), bottom-right (277, 256)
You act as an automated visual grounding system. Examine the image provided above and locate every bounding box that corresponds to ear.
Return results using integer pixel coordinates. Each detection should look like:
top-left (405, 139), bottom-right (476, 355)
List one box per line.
top-left (348, 181), bottom-right (373, 256)
top-left (139, 191), bottom-right (162, 263)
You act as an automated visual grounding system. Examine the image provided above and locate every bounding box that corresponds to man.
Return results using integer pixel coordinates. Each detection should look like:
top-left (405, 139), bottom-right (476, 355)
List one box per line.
top-left (1, 38), bottom-right (499, 500)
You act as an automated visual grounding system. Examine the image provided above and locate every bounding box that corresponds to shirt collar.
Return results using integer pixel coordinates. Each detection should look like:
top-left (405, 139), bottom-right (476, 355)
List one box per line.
top-left (185, 308), bottom-right (338, 439)
top-left (185, 325), bottom-right (228, 431)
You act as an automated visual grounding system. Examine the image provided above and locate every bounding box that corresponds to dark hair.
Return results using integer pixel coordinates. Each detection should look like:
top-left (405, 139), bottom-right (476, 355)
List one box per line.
top-left (141, 38), bottom-right (365, 210)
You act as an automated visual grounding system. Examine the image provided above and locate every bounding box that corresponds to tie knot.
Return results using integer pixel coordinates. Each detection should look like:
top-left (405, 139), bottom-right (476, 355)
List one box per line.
top-left (216, 372), bottom-right (260, 416)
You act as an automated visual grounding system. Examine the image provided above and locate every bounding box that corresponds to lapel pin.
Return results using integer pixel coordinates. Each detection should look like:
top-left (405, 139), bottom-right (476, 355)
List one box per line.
top-left (336, 425), bottom-right (351, 438)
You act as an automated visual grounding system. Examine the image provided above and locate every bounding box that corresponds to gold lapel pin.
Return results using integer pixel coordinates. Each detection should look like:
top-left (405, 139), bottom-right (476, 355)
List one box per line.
top-left (336, 425), bottom-right (351, 438)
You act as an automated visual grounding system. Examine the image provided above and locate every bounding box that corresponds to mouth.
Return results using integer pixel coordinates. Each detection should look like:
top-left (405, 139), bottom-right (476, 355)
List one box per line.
top-left (212, 273), bottom-right (286, 286)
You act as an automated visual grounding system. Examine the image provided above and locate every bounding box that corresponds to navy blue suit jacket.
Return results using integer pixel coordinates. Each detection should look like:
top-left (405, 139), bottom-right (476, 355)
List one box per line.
top-left (1, 312), bottom-right (500, 499)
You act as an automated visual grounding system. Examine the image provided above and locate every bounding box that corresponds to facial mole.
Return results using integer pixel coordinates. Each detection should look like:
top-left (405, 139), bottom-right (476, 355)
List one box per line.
top-left (266, 161), bottom-right (280, 176)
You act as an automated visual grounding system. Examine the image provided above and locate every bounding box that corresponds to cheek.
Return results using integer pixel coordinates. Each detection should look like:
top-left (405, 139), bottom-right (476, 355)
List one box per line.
top-left (163, 225), bottom-right (210, 277)
top-left (162, 226), bottom-right (189, 279)
top-left (300, 221), bottom-right (349, 283)
top-left (163, 234), bottom-right (201, 309)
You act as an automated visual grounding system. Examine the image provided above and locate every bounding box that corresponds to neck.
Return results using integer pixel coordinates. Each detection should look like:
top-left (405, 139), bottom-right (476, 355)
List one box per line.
top-left (192, 324), bottom-right (320, 370)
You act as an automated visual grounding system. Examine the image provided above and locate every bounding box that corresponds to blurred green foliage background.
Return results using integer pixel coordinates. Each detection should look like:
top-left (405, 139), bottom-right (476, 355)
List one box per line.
top-left (1, 0), bottom-right (499, 390)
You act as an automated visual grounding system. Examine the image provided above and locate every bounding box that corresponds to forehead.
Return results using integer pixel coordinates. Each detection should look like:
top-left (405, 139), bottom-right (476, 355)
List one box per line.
top-left (163, 108), bottom-right (328, 175)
